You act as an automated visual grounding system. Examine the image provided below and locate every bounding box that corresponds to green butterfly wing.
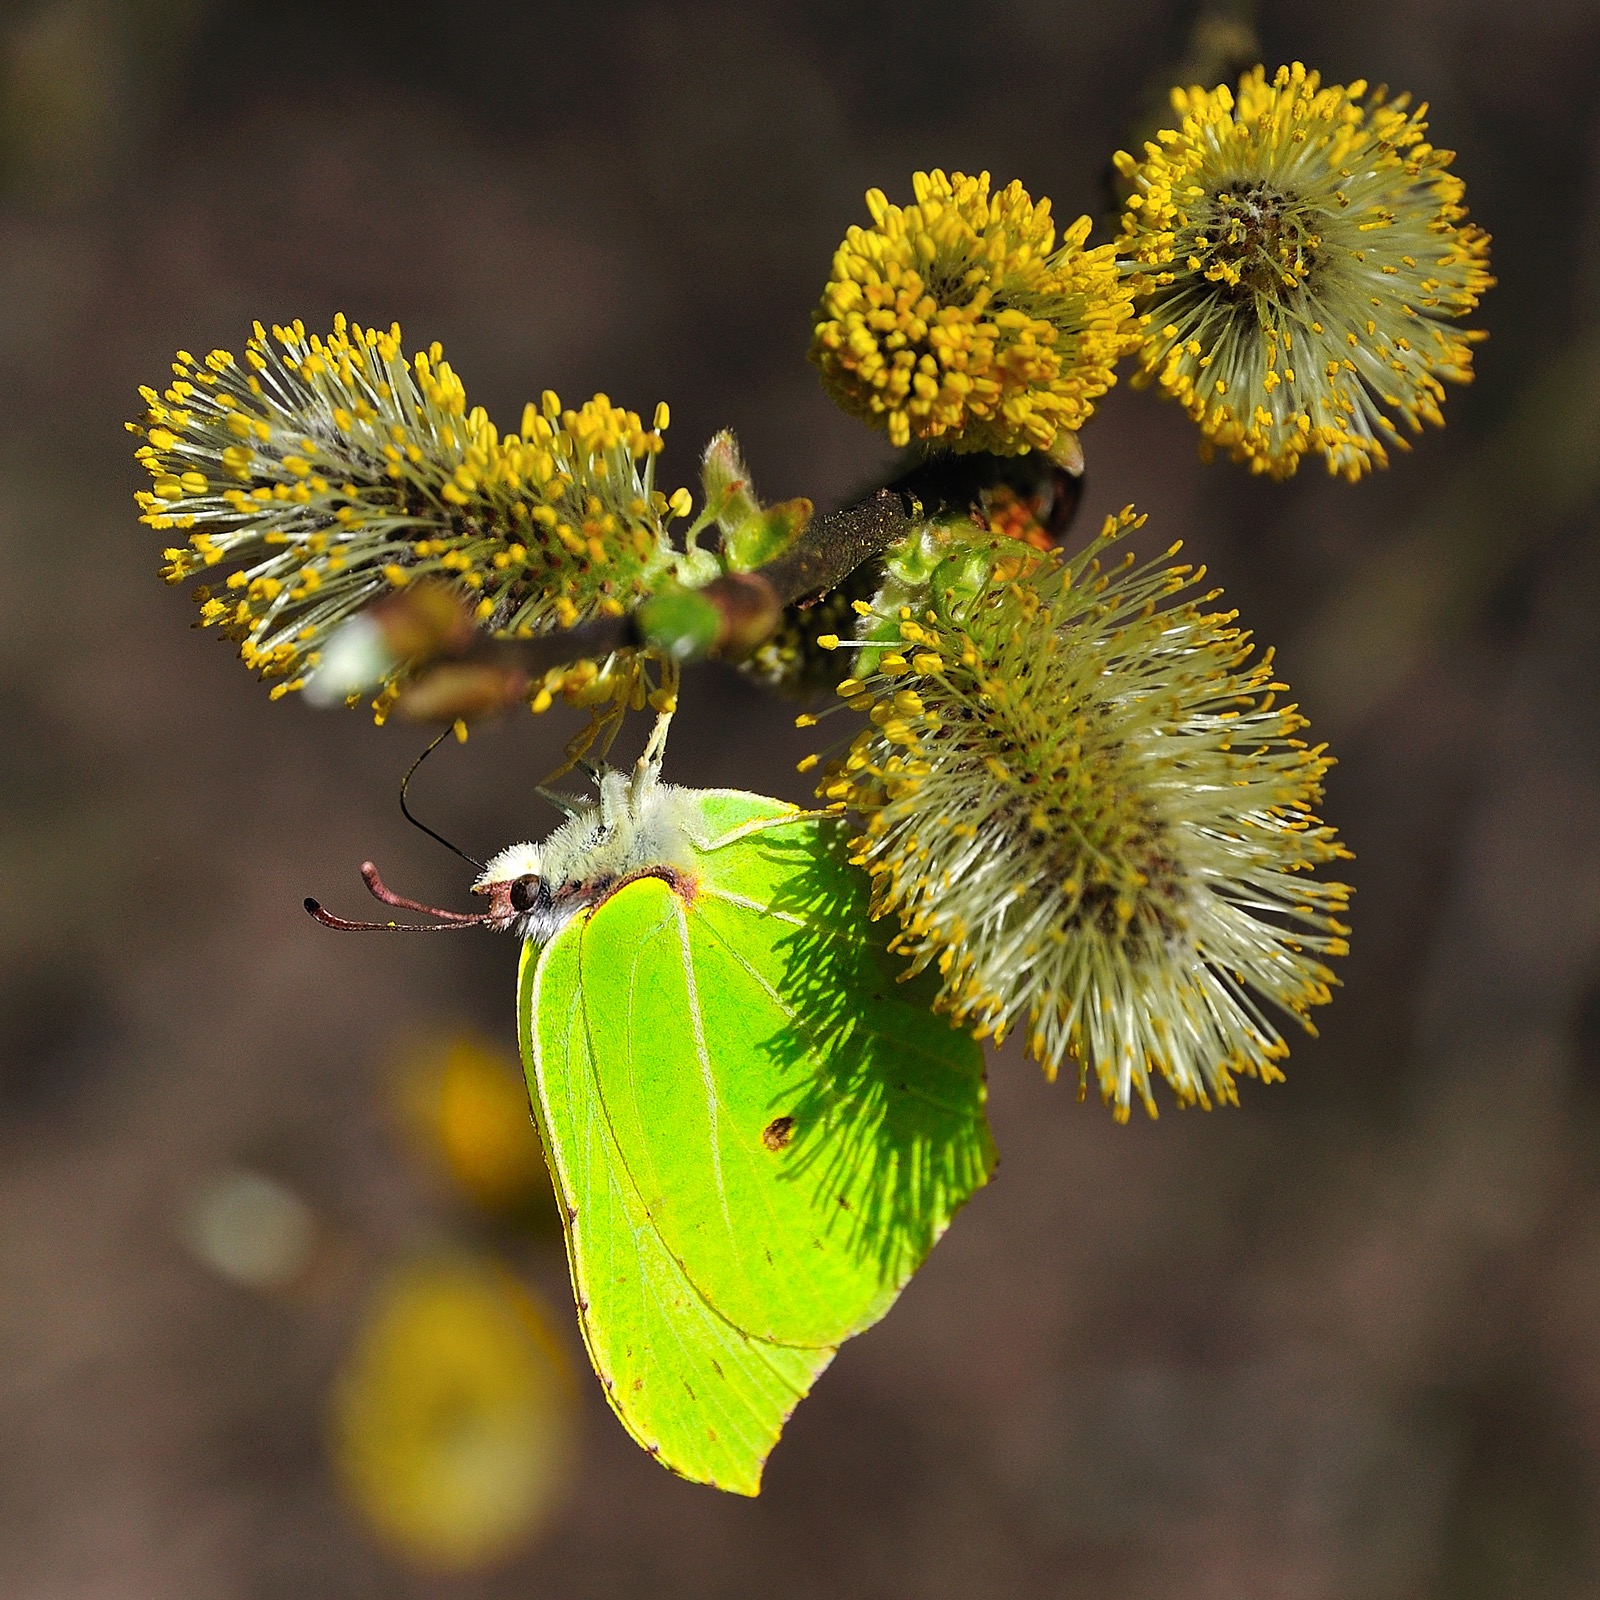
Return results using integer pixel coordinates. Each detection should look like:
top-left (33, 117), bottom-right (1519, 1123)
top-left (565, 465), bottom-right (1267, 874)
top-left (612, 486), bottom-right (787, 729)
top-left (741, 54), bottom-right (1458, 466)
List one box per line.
top-left (520, 933), bottom-right (831, 1496)
top-left (520, 791), bottom-right (995, 1493)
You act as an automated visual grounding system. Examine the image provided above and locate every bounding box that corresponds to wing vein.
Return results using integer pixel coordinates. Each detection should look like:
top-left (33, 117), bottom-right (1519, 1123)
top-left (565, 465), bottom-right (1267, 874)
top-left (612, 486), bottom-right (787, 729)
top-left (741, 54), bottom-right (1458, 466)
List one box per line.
top-left (676, 900), bottom-right (739, 1247)
top-left (698, 885), bottom-right (806, 925)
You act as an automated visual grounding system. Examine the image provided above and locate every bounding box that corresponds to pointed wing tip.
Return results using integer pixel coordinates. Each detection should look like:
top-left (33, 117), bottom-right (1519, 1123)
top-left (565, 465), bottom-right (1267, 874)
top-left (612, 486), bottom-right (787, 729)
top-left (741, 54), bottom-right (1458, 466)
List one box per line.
top-left (593, 1354), bottom-right (775, 1497)
top-left (637, 1431), bottom-right (767, 1497)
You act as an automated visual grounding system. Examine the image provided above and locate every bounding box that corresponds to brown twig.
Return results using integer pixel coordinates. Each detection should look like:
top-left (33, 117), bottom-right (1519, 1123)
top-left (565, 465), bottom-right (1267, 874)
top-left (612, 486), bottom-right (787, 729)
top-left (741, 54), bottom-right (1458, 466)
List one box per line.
top-left (389, 451), bottom-right (1078, 718)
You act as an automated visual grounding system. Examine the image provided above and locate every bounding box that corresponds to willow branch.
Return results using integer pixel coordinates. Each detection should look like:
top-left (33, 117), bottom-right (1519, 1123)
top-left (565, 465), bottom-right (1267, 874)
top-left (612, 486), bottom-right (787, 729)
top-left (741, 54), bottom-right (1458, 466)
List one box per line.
top-left (388, 453), bottom-right (1078, 719)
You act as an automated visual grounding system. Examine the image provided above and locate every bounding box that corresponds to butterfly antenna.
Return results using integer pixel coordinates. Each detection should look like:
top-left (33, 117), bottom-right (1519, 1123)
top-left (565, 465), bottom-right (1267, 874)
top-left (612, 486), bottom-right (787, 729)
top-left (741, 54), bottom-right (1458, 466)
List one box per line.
top-left (304, 899), bottom-right (485, 932)
top-left (304, 861), bottom-right (490, 932)
top-left (359, 861), bottom-right (485, 920)
top-left (400, 729), bottom-right (486, 870)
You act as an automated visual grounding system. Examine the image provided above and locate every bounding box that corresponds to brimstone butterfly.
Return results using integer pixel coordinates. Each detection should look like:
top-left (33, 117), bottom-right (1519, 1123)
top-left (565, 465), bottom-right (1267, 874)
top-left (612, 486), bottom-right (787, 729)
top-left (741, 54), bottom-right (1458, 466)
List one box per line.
top-left (312, 757), bottom-right (995, 1493)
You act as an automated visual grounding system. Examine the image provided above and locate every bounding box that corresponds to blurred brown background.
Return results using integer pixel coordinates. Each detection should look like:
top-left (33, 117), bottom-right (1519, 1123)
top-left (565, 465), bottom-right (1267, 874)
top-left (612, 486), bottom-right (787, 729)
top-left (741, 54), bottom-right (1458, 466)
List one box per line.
top-left (3, 0), bottom-right (1599, 1594)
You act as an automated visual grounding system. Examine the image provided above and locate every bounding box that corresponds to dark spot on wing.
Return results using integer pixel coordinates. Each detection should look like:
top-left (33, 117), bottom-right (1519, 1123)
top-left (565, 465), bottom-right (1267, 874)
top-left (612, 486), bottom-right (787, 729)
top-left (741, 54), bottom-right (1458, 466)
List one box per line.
top-left (762, 1114), bottom-right (796, 1151)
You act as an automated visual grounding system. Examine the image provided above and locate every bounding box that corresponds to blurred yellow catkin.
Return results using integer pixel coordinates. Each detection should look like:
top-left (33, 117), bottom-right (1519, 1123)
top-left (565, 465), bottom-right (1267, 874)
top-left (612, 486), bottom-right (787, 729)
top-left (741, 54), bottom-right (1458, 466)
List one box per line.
top-left (395, 1032), bottom-right (553, 1218)
top-left (330, 1254), bottom-right (577, 1571)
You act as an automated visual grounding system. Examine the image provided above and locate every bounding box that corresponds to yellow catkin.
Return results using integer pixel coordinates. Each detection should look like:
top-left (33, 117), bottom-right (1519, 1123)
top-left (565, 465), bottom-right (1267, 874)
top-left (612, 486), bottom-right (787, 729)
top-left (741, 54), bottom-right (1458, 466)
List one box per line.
top-left (811, 170), bottom-right (1138, 458)
top-left (815, 508), bottom-right (1351, 1119)
top-left (1117, 63), bottom-right (1492, 480)
top-left (129, 317), bottom-right (694, 708)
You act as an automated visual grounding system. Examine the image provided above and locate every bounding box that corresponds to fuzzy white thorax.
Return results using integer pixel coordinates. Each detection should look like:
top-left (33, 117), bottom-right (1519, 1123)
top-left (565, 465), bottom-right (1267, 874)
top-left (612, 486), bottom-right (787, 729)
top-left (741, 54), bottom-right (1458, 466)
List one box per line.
top-left (473, 760), bottom-right (704, 944)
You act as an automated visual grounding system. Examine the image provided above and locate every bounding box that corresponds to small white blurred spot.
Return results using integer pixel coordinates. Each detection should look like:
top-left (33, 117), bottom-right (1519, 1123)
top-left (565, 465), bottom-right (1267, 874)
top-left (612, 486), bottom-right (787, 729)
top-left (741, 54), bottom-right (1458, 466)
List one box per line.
top-left (303, 613), bottom-right (392, 706)
top-left (181, 1168), bottom-right (316, 1290)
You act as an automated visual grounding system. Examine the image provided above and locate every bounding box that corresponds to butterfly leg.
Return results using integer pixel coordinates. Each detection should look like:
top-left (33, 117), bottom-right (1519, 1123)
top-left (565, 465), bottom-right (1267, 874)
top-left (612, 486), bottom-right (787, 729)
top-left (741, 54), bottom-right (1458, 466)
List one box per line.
top-left (640, 656), bottom-right (680, 772)
top-left (536, 786), bottom-right (587, 819)
top-left (596, 768), bottom-right (632, 833)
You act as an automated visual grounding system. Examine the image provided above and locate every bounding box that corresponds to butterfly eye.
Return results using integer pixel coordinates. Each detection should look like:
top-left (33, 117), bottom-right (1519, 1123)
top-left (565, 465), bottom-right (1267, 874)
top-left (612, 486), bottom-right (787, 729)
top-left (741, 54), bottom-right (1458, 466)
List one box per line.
top-left (509, 875), bottom-right (541, 913)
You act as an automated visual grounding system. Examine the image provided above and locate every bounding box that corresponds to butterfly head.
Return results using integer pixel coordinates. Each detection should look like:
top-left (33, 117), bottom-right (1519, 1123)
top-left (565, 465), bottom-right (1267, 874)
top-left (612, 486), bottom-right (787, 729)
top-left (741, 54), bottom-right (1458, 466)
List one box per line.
top-left (472, 843), bottom-right (555, 937)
